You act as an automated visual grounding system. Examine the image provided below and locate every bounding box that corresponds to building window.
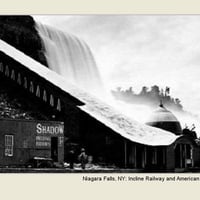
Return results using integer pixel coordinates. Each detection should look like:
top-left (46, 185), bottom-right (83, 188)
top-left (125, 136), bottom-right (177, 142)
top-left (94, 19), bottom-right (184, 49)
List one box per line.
top-left (56, 98), bottom-right (61, 111)
top-left (30, 81), bottom-right (34, 93)
top-left (5, 65), bottom-right (9, 77)
top-left (5, 135), bottom-right (14, 157)
top-left (11, 69), bottom-right (15, 80)
top-left (24, 77), bottom-right (28, 89)
top-left (36, 85), bottom-right (40, 97)
top-left (43, 90), bottom-right (47, 102)
top-left (50, 94), bottom-right (54, 107)
top-left (0, 62), bottom-right (3, 72)
top-left (17, 73), bottom-right (21, 85)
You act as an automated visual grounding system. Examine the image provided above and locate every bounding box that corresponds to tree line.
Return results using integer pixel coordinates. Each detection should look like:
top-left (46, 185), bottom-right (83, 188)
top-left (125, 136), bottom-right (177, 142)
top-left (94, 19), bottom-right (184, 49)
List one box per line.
top-left (111, 85), bottom-right (183, 111)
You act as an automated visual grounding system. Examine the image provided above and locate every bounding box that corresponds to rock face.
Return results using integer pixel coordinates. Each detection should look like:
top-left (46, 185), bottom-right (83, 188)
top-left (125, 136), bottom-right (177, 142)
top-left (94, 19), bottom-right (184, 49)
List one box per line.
top-left (0, 16), bottom-right (50, 120)
top-left (0, 15), bottom-right (47, 66)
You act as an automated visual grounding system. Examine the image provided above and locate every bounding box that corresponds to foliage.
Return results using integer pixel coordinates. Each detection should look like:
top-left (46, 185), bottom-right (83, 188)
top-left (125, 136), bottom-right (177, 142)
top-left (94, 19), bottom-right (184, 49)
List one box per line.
top-left (112, 85), bottom-right (183, 111)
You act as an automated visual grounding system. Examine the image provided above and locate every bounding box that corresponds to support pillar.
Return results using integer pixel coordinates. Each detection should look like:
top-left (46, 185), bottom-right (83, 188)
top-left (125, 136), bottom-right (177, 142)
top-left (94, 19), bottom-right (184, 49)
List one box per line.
top-left (124, 140), bottom-right (127, 168)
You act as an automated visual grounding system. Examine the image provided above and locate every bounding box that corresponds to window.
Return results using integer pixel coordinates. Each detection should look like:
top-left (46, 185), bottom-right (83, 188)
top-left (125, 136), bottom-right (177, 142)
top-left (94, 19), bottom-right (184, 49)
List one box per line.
top-left (0, 62), bottom-right (3, 72)
top-left (24, 77), bottom-right (28, 89)
top-left (5, 135), bottom-right (14, 157)
top-left (36, 85), bottom-right (40, 97)
top-left (43, 90), bottom-right (47, 102)
top-left (50, 94), bottom-right (54, 107)
top-left (5, 65), bottom-right (9, 77)
top-left (17, 73), bottom-right (21, 85)
top-left (30, 81), bottom-right (34, 93)
top-left (11, 69), bottom-right (15, 80)
top-left (56, 98), bottom-right (61, 111)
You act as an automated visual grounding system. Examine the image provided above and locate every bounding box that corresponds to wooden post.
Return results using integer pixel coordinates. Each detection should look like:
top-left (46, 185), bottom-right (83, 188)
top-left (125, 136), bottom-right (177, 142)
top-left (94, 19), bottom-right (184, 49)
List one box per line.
top-left (143, 147), bottom-right (147, 168)
top-left (163, 148), bottom-right (166, 166)
top-left (184, 144), bottom-right (187, 168)
top-left (124, 140), bottom-right (127, 168)
top-left (180, 144), bottom-right (183, 168)
top-left (134, 145), bottom-right (137, 168)
top-left (191, 146), bottom-right (194, 167)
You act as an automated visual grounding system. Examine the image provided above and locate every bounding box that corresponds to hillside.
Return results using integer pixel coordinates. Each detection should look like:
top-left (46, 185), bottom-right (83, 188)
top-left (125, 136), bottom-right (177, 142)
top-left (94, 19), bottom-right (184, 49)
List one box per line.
top-left (0, 16), bottom-right (47, 66)
top-left (0, 76), bottom-right (51, 120)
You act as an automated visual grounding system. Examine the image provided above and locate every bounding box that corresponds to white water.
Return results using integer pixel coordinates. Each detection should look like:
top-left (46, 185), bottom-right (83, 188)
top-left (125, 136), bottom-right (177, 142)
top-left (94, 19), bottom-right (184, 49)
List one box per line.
top-left (36, 23), bottom-right (103, 96)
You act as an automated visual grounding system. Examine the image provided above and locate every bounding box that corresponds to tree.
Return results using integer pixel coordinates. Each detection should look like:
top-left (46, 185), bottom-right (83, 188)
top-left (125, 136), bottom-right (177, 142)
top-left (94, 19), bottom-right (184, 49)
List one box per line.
top-left (165, 87), bottom-right (170, 96)
top-left (175, 98), bottom-right (181, 105)
top-left (126, 87), bottom-right (134, 94)
top-left (140, 86), bottom-right (148, 95)
top-left (160, 88), bottom-right (164, 97)
top-left (150, 85), bottom-right (160, 96)
top-left (116, 87), bottom-right (122, 92)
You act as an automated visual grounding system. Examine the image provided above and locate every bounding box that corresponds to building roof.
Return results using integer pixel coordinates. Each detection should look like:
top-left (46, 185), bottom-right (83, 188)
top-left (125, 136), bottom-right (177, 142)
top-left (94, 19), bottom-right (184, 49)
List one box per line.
top-left (146, 104), bottom-right (182, 135)
top-left (147, 104), bottom-right (180, 123)
top-left (0, 39), bottom-right (181, 146)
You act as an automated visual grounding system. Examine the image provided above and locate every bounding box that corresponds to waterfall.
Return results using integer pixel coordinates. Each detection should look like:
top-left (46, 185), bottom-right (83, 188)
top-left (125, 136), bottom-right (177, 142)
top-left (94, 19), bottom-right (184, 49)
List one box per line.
top-left (35, 22), bottom-right (155, 121)
top-left (35, 22), bottom-right (103, 96)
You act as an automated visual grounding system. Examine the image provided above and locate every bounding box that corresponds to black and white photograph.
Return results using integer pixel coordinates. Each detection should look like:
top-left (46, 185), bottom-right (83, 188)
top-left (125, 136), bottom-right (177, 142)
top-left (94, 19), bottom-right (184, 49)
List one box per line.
top-left (1, 15), bottom-right (200, 173)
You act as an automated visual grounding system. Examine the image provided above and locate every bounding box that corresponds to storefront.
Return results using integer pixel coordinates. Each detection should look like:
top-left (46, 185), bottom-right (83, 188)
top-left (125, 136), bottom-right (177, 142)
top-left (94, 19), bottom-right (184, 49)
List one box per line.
top-left (0, 118), bottom-right (64, 167)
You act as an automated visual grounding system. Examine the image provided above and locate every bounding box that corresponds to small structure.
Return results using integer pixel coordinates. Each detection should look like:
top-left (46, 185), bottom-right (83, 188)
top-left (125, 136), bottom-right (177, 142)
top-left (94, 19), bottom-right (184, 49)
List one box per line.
top-left (145, 104), bottom-right (200, 170)
top-left (146, 102), bottom-right (182, 135)
top-left (0, 118), bottom-right (64, 167)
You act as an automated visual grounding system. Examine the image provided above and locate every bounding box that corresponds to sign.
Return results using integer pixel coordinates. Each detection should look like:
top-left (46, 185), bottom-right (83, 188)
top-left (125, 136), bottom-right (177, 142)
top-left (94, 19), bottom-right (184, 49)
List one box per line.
top-left (36, 123), bottom-right (64, 135)
top-left (36, 136), bottom-right (51, 147)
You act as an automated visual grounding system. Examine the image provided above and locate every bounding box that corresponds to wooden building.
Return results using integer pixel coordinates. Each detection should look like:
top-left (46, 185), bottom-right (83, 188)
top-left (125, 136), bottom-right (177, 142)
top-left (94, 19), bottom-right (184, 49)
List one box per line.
top-left (0, 118), bottom-right (64, 166)
top-left (0, 39), bottom-right (200, 171)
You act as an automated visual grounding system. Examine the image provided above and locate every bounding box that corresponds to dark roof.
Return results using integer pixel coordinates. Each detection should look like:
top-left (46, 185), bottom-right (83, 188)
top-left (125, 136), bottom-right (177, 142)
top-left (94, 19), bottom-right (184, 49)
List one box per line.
top-left (146, 104), bottom-right (182, 135)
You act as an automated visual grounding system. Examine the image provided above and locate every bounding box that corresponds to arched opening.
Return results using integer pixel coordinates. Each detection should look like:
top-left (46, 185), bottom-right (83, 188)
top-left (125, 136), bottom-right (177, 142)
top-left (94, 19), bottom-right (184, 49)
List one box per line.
top-left (56, 98), bottom-right (61, 111)
top-left (23, 77), bottom-right (27, 89)
top-left (0, 62), bottom-right (3, 72)
top-left (17, 73), bottom-right (21, 85)
top-left (36, 85), bottom-right (40, 97)
top-left (5, 65), bottom-right (9, 77)
top-left (50, 94), bottom-right (54, 107)
top-left (30, 81), bottom-right (34, 93)
top-left (175, 144), bottom-right (192, 168)
top-left (11, 69), bottom-right (15, 80)
top-left (43, 90), bottom-right (47, 102)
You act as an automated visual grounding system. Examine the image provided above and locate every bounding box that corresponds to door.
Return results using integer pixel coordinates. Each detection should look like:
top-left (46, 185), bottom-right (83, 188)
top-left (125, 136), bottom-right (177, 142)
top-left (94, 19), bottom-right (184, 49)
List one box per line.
top-left (51, 137), bottom-right (58, 162)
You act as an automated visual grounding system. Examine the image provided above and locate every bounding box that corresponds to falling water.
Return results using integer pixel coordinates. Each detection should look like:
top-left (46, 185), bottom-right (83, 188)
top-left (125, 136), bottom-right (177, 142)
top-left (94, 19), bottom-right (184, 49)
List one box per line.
top-left (36, 23), bottom-right (103, 96)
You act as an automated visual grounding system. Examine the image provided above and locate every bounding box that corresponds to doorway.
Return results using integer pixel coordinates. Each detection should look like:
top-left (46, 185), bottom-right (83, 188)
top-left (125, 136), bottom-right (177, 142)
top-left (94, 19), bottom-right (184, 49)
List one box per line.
top-left (51, 137), bottom-right (58, 162)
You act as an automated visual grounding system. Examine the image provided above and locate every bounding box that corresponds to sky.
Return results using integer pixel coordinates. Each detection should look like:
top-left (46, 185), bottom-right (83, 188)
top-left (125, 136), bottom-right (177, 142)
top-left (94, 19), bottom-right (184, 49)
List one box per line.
top-left (33, 15), bottom-right (200, 117)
